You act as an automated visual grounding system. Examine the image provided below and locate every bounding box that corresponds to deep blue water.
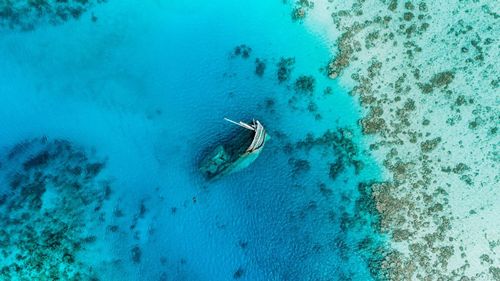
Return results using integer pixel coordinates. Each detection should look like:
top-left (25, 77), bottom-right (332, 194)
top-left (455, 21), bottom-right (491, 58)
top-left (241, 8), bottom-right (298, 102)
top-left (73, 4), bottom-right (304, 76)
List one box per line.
top-left (0, 1), bottom-right (384, 280)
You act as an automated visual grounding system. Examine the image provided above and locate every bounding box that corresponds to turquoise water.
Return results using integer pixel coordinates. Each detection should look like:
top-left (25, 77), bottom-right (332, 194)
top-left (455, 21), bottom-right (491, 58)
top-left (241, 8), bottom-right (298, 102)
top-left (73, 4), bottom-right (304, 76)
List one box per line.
top-left (0, 0), bottom-right (384, 280)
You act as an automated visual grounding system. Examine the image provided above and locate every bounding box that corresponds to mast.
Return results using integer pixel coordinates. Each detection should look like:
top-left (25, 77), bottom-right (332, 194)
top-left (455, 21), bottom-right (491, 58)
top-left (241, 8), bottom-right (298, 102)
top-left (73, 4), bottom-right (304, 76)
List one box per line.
top-left (224, 117), bottom-right (255, 131)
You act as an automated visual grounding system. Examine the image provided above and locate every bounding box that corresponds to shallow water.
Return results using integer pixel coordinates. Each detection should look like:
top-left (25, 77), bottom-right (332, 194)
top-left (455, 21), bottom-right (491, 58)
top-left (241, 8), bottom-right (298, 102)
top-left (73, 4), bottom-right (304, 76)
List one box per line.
top-left (0, 0), bottom-right (385, 280)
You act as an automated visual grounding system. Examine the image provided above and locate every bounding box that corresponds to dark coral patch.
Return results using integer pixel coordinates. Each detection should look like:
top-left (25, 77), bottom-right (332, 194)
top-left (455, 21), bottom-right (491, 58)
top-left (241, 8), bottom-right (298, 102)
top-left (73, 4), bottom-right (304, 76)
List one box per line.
top-left (277, 57), bottom-right (296, 83)
top-left (294, 75), bottom-right (316, 94)
top-left (0, 138), bottom-right (113, 279)
top-left (233, 44), bottom-right (252, 59)
top-left (0, 0), bottom-right (108, 31)
top-left (291, 0), bottom-right (314, 22)
top-left (255, 58), bottom-right (266, 77)
top-left (233, 267), bottom-right (245, 279)
top-left (131, 245), bottom-right (142, 264)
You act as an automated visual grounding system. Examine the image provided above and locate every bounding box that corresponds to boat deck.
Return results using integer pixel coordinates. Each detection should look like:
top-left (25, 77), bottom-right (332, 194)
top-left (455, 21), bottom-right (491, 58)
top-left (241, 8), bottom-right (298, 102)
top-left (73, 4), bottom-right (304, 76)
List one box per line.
top-left (246, 121), bottom-right (266, 152)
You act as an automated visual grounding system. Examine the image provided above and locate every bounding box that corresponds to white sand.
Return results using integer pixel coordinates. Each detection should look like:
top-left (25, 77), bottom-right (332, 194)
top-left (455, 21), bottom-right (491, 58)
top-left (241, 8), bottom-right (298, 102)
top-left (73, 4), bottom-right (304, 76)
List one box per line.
top-left (298, 0), bottom-right (499, 279)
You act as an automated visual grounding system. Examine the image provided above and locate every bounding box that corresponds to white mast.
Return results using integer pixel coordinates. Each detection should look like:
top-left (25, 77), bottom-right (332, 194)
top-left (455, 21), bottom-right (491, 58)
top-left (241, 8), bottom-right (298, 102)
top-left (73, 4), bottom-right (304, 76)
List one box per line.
top-left (224, 117), bottom-right (255, 131)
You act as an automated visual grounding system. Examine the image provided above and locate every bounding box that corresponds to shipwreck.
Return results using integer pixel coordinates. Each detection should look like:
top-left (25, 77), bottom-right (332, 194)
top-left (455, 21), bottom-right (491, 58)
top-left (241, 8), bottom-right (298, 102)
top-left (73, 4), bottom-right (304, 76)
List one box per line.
top-left (199, 118), bottom-right (267, 180)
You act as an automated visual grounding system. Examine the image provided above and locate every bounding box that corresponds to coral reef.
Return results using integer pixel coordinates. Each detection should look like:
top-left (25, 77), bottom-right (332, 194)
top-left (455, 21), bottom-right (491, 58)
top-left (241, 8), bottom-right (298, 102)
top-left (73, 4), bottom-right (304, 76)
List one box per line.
top-left (0, 138), bottom-right (113, 280)
top-left (233, 267), bottom-right (244, 279)
top-left (0, 0), bottom-right (107, 31)
top-left (294, 75), bottom-right (316, 94)
top-left (276, 57), bottom-right (296, 83)
top-left (294, 128), bottom-right (365, 177)
top-left (279, 126), bottom-right (386, 278)
top-left (302, 0), bottom-right (499, 279)
top-left (131, 245), bottom-right (141, 264)
top-left (233, 44), bottom-right (252, 59)
top-left (291, 0), bottom-right (314, 22)
top-left (254, 58), bottom-right (266, 77)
